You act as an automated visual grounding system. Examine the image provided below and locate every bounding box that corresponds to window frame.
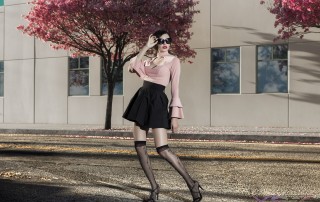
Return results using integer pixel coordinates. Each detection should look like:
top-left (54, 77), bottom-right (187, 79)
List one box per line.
top-left (211, 46), bottom-right (241, 95)
top-left (256, 44), bottom-right (289, 94)
top-left (68, 57), bottom-right (90, 96)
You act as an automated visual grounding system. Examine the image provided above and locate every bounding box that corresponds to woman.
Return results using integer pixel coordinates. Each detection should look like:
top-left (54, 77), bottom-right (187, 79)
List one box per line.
top-left (123, 30), bottom-right (203, 202)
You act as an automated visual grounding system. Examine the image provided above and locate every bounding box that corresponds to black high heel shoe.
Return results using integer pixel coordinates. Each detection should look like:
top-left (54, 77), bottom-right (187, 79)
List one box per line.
top-left (143, 184), bottom-right (160, 202)
top-left (190, 181), bottom-right (204, 202)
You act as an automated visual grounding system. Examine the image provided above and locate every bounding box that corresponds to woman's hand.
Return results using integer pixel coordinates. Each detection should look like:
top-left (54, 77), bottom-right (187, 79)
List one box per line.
top-left (171, 118), bottom-right (179, 133)
top-left (146, 34), bottom-right (158, 48)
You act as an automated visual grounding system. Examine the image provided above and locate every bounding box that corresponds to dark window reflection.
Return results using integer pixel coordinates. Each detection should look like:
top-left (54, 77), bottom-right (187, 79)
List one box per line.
top-left (211, 47), bottom-right (240, 94)
top-left (258, 46), bottom-right (272, 60)
top-left (273, 45), bottom-right (288, 59)
top-left (80, 57), bottom-right (89, 69)
top-left (226, 48), bottom-right (240, 62)
top-left (68, 57), bottom-right (89, 96)
top-left (68, 58), bottom-right (79, 69)
top-left (212, 49), bottom-right (225, 63)
top-left (0, 61), bottom-right (3, 72)
top-left (257, 44), bottom-right (288, 93)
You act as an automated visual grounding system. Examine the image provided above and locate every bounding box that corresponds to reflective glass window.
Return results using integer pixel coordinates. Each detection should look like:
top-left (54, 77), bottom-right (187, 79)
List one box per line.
top-left (211, 47), bottom-right (240, 94)
top-left (69, 57), bottom-right (89, 96)
top-left (257, 45), bottom-right (288, 93)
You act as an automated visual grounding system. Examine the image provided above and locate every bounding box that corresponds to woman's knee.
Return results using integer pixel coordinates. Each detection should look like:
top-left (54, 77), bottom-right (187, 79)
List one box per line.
top-left (134, 141), bottom-right (147, 153)
top-left (156, 144), bottom-right (169, 157)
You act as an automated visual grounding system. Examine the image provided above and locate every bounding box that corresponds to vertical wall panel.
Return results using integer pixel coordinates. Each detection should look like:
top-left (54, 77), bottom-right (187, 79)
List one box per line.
top-left (189, 0), bottom-right (211, 49)
top-left (177, 48), bottom-right (211, 126)
top-left (4, 60), bottom-right (34, 123)
top-left (289, 42), bottom-right (320, 127)
top-left (89, 56), bottom-right (101, 96)
top-left (0, 12), bottom-right (4, 122)
top-left (4, 3), bottom-right (34, 60)
top-left (0, 98), bottom-right (3, 123)
top-left (35, 58), bottom-right (68, 123)
top-left (0, 13), bottom-right (4, 60)
top-left (241, 46), bottom-right (256, 94)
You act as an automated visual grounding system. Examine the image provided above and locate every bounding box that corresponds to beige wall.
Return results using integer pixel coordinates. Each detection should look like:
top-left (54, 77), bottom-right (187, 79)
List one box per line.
top-left (0, 13), bottom-right (3, 60)
top-left (189, 0), bottom-right (210, 49)
top-left (4, 3), bottom-right (34, 60)
top-left (0, 98), bottom-right (3, 123)
top-left (36, 39), bottom-right (68, 59)
top-left (211, 94), bottom-right (289, 127)
top-left (35, 57), bottom-right (68, 124)
top-left (0, 10), bottom-right (3, 123)
top-left (4, 59), bottom-right (34, 123)
top-left (68, 96), bottom-right (124, 125)
top-left (211, 0), bottom-right (282, 47)
top-left (1, 0), bottom-right (320, 128)
top-left (289, 42), bottom-right (320, 127)
top-left (177, 48), bottom-right (211, 126)
top-left (5, 0), bottom-right (29, 6)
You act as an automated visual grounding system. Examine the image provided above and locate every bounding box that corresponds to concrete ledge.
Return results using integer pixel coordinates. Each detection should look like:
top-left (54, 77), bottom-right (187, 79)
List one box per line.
top-left (1, 128), bottom-right (320, 144)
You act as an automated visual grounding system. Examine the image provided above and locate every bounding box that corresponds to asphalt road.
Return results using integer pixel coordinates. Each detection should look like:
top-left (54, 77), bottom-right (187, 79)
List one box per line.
top-left (0, 134), bottom-right (320, 202)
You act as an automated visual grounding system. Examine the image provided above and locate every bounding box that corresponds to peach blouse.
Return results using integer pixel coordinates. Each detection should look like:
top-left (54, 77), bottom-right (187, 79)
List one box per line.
top-left (128, 55), bottom-right (184, 119)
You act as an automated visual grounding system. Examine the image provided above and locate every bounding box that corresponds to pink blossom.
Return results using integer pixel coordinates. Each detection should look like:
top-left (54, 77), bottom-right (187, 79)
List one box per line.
top-left (262, 0), bottom-right (320, 40)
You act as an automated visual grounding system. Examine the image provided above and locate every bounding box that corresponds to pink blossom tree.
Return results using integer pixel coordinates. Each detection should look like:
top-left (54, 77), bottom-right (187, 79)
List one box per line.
top-left (18, 0), bottom-right (199, 129)
top-left (260, 0), bottom-right (320, 40)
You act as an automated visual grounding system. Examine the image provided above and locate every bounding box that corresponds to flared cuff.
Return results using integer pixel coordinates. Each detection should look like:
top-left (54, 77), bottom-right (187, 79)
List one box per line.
top-left (169, 98), bottom-right (183, 108)
top-left (128, 57), bottom-right (147, 79)
top-left (170, 106), bottom-right (184, 119)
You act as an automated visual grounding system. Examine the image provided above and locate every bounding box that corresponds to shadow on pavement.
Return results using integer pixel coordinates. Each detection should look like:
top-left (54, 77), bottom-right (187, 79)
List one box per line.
top-left (0, 178), bottom-right (140, 202)
top-left (1, 149), bottom-right (320, 164)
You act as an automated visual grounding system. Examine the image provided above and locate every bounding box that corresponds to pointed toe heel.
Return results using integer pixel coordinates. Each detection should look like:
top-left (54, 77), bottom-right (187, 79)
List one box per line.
top-left (143, 184), bottom-right (160, 202)
top-left (190, 181), bottom-right (204, 202)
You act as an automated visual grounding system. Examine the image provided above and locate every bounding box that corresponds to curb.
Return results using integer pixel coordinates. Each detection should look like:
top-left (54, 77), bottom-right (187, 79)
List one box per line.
top-left (1, 128), bottom-right (320, 143)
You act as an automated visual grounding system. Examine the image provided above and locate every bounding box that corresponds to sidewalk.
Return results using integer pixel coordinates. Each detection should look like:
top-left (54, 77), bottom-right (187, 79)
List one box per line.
top-left (1, 123), bottom-right (320, 143)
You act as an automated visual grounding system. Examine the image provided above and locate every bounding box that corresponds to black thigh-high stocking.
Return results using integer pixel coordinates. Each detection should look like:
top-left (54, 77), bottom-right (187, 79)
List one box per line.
top-left (134, 141), bottom-right (158, 190)
top-left (156, 145), bottom-right (194, 189)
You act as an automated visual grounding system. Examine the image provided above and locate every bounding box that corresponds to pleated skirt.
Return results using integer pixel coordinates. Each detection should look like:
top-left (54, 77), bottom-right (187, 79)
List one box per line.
top-left (123, 81), bottom-right (170, 130)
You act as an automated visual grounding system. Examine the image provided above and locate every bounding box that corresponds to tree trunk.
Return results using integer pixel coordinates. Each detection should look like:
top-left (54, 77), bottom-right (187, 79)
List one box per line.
top-left (104, 80), bottom-right (114, 130)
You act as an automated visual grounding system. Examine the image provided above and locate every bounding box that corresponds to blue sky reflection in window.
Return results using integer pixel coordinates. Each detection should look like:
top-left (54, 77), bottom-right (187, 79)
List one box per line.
top-left (257, 45), bottom-right (288, 93)
top-left (211, 47), bottom-right (240, 94)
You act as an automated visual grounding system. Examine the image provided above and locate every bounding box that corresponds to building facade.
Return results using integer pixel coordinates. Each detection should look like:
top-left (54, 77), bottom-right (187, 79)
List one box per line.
top-left (1, 0), bottom-right (320, 128)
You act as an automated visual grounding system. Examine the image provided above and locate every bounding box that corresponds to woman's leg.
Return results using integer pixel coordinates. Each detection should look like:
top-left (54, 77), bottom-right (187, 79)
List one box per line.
top-left (152, 128), bottom-right (194, 189)
top-left (133, 123), bottom-right (158, 190)
top-left (153, 128), bottom-right (203, 201)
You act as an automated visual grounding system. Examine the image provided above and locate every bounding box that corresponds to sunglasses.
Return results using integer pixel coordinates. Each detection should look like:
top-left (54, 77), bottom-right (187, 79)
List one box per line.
top-left (157, 38), bottom-right (172, 45)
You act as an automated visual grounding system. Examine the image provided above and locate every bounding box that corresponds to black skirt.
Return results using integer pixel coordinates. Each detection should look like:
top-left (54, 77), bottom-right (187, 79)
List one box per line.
top-left (123, 81), bottom-right (170, 130)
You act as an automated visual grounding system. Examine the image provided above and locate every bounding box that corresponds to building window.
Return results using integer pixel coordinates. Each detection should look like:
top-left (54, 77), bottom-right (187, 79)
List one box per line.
top-left (257, 44), bottom-right (288, 93)
top-left (0, 61), bottom-right (3, 97)
top-left (101, 58), bottom-right (123, 95)
top-left (211, 47), bottom-right (240, 94)
top-left (68, 57), bottom-right (89, 96)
